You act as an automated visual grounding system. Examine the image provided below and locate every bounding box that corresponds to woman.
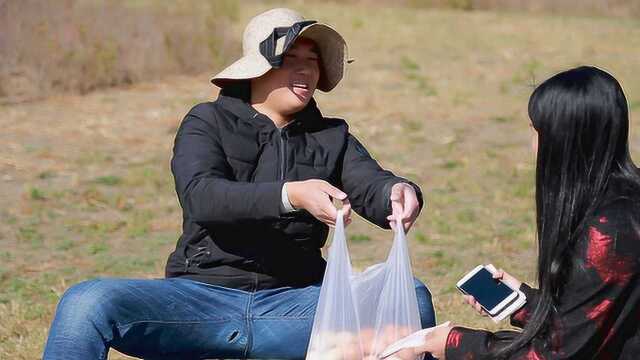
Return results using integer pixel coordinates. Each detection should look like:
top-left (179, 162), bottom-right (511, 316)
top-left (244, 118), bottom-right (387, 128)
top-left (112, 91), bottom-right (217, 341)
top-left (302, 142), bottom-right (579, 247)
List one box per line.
top-left (416, 66), bottom-right (640, 359)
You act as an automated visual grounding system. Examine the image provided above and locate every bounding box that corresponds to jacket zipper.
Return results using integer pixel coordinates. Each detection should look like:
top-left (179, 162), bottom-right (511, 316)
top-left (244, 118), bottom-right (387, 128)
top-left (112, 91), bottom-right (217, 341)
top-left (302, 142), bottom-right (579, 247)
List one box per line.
top-left (279, 129), bottom-right (287, 180)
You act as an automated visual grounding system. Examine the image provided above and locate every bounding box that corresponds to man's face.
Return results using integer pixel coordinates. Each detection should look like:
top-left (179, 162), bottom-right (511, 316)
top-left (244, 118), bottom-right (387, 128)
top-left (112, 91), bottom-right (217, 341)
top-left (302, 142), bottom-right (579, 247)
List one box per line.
top-left (253, 37), bottom-right (321, 115)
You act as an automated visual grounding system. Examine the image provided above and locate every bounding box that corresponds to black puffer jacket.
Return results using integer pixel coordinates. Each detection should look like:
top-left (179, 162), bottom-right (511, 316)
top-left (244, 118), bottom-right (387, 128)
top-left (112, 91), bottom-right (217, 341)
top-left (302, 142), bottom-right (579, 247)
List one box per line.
top-left (165, 85), bottom-right (423, 291)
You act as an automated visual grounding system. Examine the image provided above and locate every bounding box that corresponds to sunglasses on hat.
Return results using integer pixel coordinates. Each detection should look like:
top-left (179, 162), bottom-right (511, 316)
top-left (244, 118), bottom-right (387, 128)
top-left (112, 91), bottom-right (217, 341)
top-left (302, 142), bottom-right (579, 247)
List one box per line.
top-left (259, 20), bottom-right (318, 68)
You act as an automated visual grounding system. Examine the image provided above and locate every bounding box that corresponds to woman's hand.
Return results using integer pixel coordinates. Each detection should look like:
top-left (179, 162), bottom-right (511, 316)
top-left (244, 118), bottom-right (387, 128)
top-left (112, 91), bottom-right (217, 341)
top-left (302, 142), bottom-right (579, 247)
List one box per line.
top-left (493, 268), bottom-right (522, 290)
top-left (463, 294), bottom-right (489, 317)
top-left (463, 268), bottom-right (522, 316)
top-left (412, 322), bottom-right (454, 359)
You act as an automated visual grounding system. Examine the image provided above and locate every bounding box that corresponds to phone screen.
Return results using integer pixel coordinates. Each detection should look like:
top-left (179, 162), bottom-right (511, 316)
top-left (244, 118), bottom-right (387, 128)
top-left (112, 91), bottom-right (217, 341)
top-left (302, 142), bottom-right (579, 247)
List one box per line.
top-left (459, 267), bottom-right (515, 312)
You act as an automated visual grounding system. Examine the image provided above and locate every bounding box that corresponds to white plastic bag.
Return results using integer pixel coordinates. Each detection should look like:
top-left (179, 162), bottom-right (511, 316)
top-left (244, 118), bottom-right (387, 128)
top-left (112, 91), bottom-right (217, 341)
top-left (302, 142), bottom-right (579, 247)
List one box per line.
top-left (306, 210), bottom-right (422, 360)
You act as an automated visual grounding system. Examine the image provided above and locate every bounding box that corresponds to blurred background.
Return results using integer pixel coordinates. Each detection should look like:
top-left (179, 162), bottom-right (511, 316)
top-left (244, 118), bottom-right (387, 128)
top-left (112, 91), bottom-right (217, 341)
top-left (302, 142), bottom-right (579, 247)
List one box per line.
top-left (1, 0), bottom-right (640, 358)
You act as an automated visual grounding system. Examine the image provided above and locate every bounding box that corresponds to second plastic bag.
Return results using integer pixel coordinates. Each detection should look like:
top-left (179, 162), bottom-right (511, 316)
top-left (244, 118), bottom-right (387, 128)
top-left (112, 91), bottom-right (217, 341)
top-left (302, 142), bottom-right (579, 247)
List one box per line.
top-left (306, 210), bottom-right (422, 360)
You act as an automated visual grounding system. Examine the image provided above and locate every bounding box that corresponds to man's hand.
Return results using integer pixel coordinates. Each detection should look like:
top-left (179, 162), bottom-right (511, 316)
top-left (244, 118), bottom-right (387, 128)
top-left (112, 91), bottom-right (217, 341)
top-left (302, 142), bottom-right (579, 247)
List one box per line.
top-left (286, 179), bottom-right (351, 227)
top-left (387, 182), bottom-right (420, 232)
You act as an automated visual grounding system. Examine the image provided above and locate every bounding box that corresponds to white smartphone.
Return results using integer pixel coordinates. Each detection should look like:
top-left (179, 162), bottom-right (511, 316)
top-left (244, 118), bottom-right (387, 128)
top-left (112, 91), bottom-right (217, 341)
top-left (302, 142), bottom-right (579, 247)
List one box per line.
top-left (456, 265), bottom-right (518, 316)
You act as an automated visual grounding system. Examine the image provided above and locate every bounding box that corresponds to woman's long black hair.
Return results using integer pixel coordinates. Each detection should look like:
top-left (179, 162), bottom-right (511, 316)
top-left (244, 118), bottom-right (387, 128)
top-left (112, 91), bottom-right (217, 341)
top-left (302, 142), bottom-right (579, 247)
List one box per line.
top-left (493, 66), bottom-right (640, 358)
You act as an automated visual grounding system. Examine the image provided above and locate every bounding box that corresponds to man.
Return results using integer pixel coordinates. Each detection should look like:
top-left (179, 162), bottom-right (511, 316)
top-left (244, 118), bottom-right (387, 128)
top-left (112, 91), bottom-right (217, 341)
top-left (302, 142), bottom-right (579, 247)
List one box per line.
top-left (43, 8), bottom-right (435, 359)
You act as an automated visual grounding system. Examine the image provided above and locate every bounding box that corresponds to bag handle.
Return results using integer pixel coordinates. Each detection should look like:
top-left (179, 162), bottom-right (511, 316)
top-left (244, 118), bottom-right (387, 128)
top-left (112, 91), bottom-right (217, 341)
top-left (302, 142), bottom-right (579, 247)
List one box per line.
top-left (336, 208), bottom-right (344, 230)
top-left (393, 214), bottom-right (406, 238)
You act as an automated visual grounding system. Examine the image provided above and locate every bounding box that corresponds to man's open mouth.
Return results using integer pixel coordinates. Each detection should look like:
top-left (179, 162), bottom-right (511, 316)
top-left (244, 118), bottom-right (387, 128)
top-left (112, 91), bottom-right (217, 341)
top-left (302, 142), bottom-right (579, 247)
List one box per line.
top-left (292, 81), bottom-right (309, 90)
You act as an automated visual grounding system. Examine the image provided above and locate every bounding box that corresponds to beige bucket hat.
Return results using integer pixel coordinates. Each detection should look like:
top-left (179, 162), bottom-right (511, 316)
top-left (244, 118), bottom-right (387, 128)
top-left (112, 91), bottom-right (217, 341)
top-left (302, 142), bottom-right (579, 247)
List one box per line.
top-left (211, 8), bottom-right (348, 92)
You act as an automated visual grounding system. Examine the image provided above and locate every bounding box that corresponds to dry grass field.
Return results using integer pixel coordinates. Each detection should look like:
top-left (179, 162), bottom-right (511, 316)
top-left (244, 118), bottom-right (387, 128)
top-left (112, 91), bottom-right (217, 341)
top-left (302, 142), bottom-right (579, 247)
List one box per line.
top-left (0, 0), bottom-right (238, 104)
top-left (2, 1), bottom-right (640, 359)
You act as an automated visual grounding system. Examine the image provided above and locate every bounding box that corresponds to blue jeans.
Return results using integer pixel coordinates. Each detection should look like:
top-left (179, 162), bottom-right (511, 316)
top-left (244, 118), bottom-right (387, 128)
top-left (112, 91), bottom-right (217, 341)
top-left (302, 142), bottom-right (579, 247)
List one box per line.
top-left (43, 277), bottom-right (435, 359)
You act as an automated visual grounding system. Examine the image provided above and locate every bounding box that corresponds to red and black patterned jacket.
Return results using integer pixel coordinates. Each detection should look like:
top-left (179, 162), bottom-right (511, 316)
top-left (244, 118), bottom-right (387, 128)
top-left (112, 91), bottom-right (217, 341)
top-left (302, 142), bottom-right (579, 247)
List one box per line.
top-left (446, 176), bottom-right (640, 359)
